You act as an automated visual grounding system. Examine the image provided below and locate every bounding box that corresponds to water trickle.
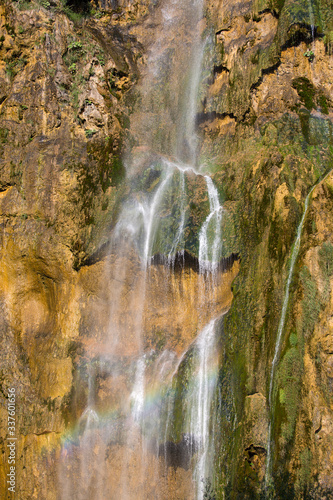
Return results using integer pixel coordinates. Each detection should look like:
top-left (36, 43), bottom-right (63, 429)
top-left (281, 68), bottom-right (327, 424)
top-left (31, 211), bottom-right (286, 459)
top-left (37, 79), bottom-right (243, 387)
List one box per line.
top-left (307, 0), bottom-right (316, 46)
top-left (265, 172), bottom-right (332, 485)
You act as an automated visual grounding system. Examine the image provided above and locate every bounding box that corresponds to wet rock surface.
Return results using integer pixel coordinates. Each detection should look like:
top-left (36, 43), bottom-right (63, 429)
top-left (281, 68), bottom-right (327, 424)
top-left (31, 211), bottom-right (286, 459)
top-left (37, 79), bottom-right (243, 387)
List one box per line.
top-left (0, 0), bottom-right (333, 498)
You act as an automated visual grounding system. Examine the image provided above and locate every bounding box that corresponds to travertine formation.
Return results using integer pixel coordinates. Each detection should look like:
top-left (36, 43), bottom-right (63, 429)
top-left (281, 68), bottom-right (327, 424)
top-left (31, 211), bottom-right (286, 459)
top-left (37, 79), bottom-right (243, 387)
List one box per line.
top-left (0, 0), bottom-right (333, 498)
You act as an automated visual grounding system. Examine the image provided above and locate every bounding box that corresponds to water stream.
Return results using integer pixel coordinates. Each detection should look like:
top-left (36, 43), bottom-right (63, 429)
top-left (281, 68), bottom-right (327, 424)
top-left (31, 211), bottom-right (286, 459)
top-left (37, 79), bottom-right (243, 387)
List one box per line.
top-left (265, 171), bottom-right (332, 486)
top-left (59, 0), bottom-right (227, 498)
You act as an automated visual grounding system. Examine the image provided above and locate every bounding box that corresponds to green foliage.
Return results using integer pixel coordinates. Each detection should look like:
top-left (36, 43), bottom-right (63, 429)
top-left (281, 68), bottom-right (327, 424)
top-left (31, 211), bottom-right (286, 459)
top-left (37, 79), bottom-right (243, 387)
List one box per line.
top-left (304, 49), bottom-right (314, 61)
top-left (96, 52), bottom-right (105, 67)
top-left (85, 129), bottom-right (97, 139)
top-left (68, 63), bottom-right (76, 74)
top-left (279, 388), bottom-right (286, 404)
top-left (68, 40), bottom-right (83, 50)
top-left (292, 77), bottom-right (331, 119)
top-left (61, 7), bottom-right (85, 23)
top-left (38, 0), bottom-right (50, 8)
top-left (47, 67), bottom-right (56, 78)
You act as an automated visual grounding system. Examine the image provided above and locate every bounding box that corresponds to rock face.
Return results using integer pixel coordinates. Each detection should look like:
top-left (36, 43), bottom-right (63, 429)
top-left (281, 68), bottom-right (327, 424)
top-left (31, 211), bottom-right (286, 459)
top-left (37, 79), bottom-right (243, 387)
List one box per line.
top-left (0, 0), bottom-right (333, 499)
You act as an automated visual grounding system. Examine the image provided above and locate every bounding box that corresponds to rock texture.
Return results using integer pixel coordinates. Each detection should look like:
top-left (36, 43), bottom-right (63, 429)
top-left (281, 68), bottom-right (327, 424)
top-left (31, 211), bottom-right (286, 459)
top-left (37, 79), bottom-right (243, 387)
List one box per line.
top-left (0, 0), bottom-right (333, 499)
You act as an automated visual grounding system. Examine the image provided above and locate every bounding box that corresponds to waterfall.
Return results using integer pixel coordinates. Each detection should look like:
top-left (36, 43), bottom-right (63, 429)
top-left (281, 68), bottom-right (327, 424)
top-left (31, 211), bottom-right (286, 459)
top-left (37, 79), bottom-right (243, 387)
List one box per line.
top-left (186, 318), bottom-right (220, 499)
top-left (167, 169), bottom-right (186, 265)
top-left (199, 176), bottom-right (223, 273)
top-left (59, 0), bottom-right (228, 498)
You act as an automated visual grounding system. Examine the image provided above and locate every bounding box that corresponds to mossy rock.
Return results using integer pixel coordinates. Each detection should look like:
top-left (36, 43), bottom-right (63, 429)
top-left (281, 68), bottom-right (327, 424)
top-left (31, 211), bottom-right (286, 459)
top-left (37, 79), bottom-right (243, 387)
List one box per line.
top-left (292, 77), bottom-right (316, 110)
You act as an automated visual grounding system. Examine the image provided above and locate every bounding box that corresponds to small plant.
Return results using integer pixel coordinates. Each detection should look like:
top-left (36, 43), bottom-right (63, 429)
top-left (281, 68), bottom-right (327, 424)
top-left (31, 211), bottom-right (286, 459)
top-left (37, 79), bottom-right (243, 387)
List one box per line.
top-left (18, 26), bottom-right (24, 34)
top-left (85, 129), bottom-right (97, 139)
top-left (304, 49), bottom-right (314, 61)
top-left (39, 0), bottom-right (50, 8)
top-left (68, 40), bottom-right (83, 50)
top-left (68, 63), bottom-right (76, 74)
top-left (96, 53), bottom-right (105, 66)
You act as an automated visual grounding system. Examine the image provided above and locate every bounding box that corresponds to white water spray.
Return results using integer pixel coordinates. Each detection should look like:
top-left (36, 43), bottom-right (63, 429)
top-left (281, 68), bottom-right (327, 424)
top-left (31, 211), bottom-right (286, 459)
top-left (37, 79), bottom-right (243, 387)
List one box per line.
top-left (199, 176), bottom-right (223, 273)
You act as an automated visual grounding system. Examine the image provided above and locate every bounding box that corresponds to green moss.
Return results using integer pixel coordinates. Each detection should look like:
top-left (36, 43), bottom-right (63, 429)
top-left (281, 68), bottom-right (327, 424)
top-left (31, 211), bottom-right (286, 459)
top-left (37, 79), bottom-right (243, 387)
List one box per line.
top-left (299, 265), bottom-right (321, 338)
top-left (87, 136), bottom-right (125, 190)
top-left (5, 57), bottom-right (28, 80)
top-left (38, 0), bottom-right (50, 8)
top-left (292, 77), bottom-right (316, 110)
top-left (295, 448), bottom-right (312, 495)
top-left (0, 128), bottom-right (9, 144)
top-left (289, 332), bottom-right (298, 347)
top-left (319, 241), bottom-right (333, 276)
top-left (318, 93), bottom-right (329, 114)
top-left (318, 241), bottom-right (333, 304)
top-left (277, 345), bottom-right (302, 442)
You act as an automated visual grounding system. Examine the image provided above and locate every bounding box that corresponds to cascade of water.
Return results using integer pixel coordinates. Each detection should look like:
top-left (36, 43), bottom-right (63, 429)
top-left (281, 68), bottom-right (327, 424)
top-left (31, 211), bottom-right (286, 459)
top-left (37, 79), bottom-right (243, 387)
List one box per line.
top-left (186, 318), bottom-right (220, 499)
top-left (167, 169), bottom-right (186, 265)
top-left (176, 31), bottom-right (206, 165)
top-left (265, 172), bottom-right (332, 484)
top-left (142, 170), bottom-right (174, 265)
top-left (59, 0), bottom-right (229, 497)
top-left (199, 176), bottom-right (223, 273)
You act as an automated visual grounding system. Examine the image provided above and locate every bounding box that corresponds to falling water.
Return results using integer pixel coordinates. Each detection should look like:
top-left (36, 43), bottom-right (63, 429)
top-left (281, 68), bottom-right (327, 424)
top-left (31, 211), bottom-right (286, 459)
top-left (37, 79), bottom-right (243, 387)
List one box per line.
top-left (307, 0), bottom-right (316, 46)
top-left (59, 0), bottom-right (227, 497)
top-left (186, 318), bottom-right (220, 499)
top-left (265, 172), bottom-right (332, 485)
top-left (167, 169), bottom-right (186, 265)
top-left (199, 176), bottom-right (223, 273)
